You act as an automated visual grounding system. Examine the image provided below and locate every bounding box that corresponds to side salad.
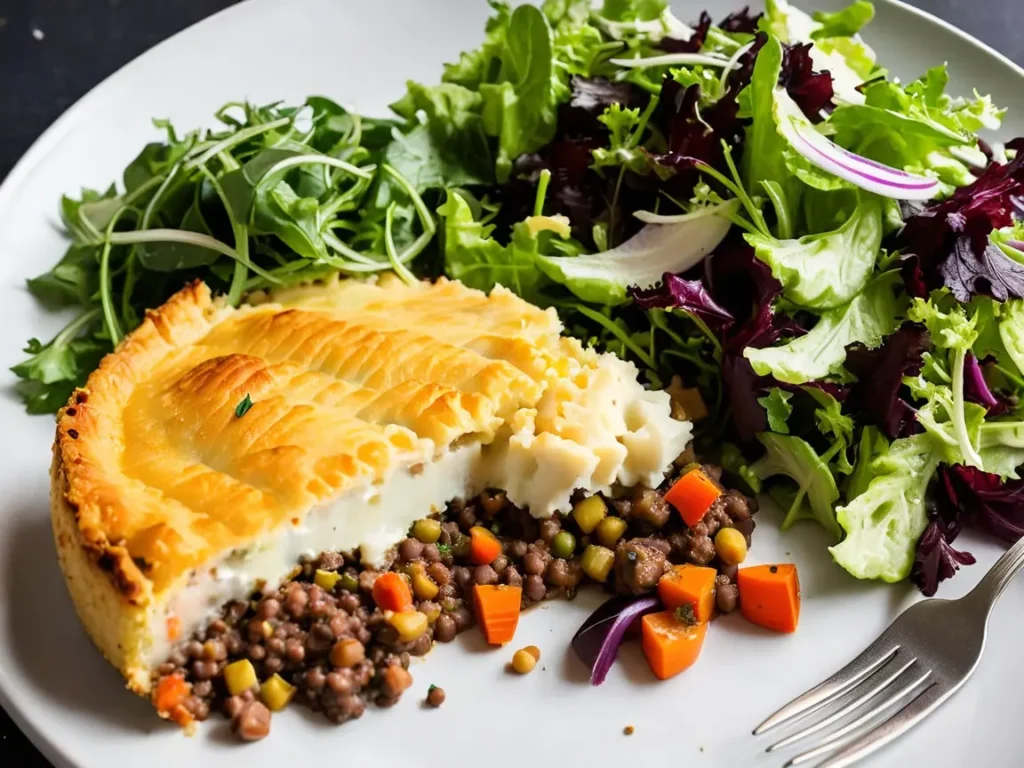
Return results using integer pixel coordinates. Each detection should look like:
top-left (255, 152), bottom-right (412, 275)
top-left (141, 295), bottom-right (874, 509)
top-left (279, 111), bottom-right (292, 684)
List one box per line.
top-left (14, 0), bottom-right (1022, 596)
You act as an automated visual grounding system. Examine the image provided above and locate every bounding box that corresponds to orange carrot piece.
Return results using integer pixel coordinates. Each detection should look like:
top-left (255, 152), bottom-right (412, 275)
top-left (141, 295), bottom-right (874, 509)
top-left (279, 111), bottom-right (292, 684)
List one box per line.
top-left (153, 674), bottom-right (190, 714)
top-left (469, 526), bottom-right (503, 565)
top-left (641, 610), bottom-right (708, 680)
top-left (166, 615), bottom-right (182, 642)
top-left (737, 564), bottom-right (801, 633)
top-left (372, 572), bottom-right (413, 613)
top-left (473, 584), bottom-right (522, 645)
top-left (657, 564), bottom-right (717, 622)
top-left (664, 469), bottom-right (722, 527)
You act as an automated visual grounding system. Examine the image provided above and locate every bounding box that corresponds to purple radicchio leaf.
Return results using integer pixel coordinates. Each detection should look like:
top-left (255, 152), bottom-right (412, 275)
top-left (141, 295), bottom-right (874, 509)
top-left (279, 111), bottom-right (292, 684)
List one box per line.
top-left (911, 517), bottom-right (976, 597)
top-left (845, 323), bottom-right (930, 439)
top-left (898, 149), bottom-right (1024, 300)
top-left (571, 594), bottom-right (660, 686)
top-left (629, 272), bottom-right (735, 332)
top-left (779, 43), bottom-right (836, 123)
top-left (940, 465), bottom-right (1024, 545)
top-left (719, 6), bottom-right (762, 34)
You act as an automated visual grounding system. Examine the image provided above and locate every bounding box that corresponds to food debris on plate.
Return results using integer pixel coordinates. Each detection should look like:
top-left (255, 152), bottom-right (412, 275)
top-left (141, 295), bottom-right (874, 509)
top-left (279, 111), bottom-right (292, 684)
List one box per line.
top-left (16, 0), bottom-right (1022, 745)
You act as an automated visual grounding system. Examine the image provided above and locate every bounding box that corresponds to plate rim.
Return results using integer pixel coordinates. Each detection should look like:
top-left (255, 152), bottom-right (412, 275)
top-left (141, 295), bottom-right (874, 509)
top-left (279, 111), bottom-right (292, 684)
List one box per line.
top-left (0, 2), bottom-right (1021, 767)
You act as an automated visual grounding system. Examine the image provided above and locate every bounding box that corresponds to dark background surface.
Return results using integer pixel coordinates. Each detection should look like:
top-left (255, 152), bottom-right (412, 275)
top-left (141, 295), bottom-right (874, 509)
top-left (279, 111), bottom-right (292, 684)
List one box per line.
top-left (0, 0), bottom-right (1021, 765)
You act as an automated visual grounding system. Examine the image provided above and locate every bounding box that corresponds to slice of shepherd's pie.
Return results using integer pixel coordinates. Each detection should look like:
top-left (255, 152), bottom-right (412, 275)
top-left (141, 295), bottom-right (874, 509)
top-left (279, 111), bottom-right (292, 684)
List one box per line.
top-left (50, 274), bottom-right (694, 730)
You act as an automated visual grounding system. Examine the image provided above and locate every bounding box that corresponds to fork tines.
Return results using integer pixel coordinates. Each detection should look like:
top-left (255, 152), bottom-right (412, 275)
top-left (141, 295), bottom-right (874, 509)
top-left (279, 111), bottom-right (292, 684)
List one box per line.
top-left (754, 643), bottom-right (946, 768)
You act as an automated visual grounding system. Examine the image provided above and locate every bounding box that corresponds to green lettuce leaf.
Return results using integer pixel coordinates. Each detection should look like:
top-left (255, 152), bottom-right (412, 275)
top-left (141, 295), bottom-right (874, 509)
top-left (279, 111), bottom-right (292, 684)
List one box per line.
top-left (811, 1), bottom-right (874, 39)
top-left (439, 190), bottom-right (549, 300)
top-left (744, 271), bottom-right (904, 384)
top-left (744, 198), bottom-right (882, 310)
top-left (999, 298), bottom-right (1024, 376)
top-left (758, 388), bottom-right (794, 433)
top-left (830, 433), bottom-right (941, 581)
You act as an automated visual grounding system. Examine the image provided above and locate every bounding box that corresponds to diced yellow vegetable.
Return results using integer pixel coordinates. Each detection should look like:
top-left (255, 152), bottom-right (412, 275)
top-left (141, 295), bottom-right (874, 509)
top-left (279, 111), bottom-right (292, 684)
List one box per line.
top-left (596, 516), bottom-right (627, 548)
top-left (260, 673), bottom-right (296, 711)
top-left (714, 527), bottom-right (748, 565)
top-left (580, 544), bottom-right (615, 582)
top-left (389, 610), bottom-right (429, 643)
top-left (411, 568), bottom-right (439, 600)
top-left (224, 659), bottom-right (257, 696)
top-left (314, 569), bottom-right (341, 591)
top-left (572, 495), bottom-right (608, 534)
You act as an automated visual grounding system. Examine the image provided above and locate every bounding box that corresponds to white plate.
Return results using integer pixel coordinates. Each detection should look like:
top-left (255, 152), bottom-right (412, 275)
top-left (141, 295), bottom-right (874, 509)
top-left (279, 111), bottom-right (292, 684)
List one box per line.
top-left (1, 2), bottom-right (1021, 766)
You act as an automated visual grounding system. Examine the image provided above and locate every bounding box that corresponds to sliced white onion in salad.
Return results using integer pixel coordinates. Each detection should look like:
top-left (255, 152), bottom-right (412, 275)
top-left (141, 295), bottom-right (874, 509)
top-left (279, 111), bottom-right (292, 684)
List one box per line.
top-left (775, 89), bottom-right (940, 200)
top-left (609, 53), bottom-right (736, 70)
top-left (634, 197), bottom-right (740, 224)
top-left (536, 199), bottom-right (736, 304)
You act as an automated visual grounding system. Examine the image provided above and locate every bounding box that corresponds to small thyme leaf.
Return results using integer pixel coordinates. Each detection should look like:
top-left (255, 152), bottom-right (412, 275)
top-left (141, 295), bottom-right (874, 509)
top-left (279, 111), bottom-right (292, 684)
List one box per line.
top-left (235, 393), bottom-right (253, 418)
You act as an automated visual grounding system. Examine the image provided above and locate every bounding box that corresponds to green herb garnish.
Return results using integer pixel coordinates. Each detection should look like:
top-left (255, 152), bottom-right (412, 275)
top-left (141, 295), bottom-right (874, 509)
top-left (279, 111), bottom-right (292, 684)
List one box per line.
top-left (235, 394), bottom-right (254, 418)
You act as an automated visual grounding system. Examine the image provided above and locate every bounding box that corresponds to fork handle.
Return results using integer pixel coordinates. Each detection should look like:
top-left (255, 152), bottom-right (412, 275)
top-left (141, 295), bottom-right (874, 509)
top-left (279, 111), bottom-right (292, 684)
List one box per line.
top-left (965, 534), bottom-right (1024, 614)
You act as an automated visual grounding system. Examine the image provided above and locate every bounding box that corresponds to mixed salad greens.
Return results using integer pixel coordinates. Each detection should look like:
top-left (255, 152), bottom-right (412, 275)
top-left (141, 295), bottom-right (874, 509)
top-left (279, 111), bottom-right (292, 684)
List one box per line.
top-left (14, 0), bottom-right (1022, 596)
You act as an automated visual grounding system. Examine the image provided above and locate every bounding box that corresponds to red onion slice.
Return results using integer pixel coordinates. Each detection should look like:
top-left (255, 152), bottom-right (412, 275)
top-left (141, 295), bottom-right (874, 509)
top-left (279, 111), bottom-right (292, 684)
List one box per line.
top-left (571, 594), bottom-right (661, 686)
top-left (775, 88), bottom-right (940, 201)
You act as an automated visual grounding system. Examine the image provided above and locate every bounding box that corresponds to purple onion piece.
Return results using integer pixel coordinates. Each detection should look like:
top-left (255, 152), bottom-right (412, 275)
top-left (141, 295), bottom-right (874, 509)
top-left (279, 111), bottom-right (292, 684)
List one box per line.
top-left (1008, 239), bottom-right (1024, 251)
top-left (963, 352), bottom-right (1000, 410)
top-left (571, 594), bottom-right (660, 686)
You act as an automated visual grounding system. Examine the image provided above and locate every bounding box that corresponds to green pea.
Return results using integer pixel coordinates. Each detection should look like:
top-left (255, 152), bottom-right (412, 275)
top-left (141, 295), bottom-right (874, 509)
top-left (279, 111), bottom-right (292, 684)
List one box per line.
top-left (412, 518), bottom-right (442, 544)
top-left (551, 531), bottom-right (576, 559)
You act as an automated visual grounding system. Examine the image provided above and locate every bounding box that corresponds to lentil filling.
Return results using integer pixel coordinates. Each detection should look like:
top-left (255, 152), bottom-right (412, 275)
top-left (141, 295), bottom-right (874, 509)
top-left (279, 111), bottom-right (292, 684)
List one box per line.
top-left (153, 465), bottom-right (757, 741)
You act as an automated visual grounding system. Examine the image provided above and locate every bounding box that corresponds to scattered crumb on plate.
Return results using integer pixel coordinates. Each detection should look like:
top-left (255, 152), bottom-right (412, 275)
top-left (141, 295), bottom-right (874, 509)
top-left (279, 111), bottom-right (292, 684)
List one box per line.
top-left (623, 725), bottom-right (634, 736)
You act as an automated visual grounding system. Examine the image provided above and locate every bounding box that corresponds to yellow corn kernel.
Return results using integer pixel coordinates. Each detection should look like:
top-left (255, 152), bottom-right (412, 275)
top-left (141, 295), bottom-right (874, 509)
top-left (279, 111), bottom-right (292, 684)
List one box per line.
top-left (261, 621), bottom-right (274, 639)
top-left (224, 659), bottom-right (257, 696)
top-left (260, 673), bottom-right (295, 712)
top-left (314, 569), bottom-right (341, 591)
top-left (572, 495), bottom-right (608, 534)
top-left (421, 602), bottom-right (442, 623)
top-left (411, 569), bottom-right (439, 600)
top-left (388, 610), bottom-right (429, 643)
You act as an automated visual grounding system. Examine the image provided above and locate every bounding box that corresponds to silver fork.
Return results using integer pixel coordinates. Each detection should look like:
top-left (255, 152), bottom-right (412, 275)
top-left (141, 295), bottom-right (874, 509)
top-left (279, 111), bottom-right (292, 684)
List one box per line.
top-left (753, 535), bottom-right (1024, 768)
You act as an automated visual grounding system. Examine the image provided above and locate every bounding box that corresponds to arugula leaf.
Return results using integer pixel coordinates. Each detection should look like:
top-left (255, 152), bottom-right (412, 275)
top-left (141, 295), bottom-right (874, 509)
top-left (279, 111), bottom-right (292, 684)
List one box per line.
top-left (745, 198), bottom-right (882, 310)
top-left (758, 388), bottom-right (793, 433)
top-left (830, 433), bottom-right (941, 581)
top-left (744, 272), bottom-right (904, 384)
top-left (751, 432), bottom-right (842, 540)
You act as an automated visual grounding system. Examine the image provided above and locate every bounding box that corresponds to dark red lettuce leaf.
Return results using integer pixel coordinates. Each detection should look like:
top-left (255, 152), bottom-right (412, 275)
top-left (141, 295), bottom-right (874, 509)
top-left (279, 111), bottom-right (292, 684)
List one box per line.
top-left (704, 235), bottom-right (806, 442)
top-left (629, 273), bottom-right (735, 331)
top-left (911, 517), bottom-right (976, 597)
top-left (780, 43), bottom-right (836, 123)
top-left (719, 6), bottom-right (762, 34)
top-left (845, 323), bottom-right (930, 439)
top-left (660, 12), bottom-right (712, 54)
top-left (938, 235), bottom-right (1024, 302)
top-left (940, 465), bottom-right (1024, 545)
top-left (898, 150), bottom-right (1024, 301)
top-left (963, 352), bottom-right (1009, 415)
